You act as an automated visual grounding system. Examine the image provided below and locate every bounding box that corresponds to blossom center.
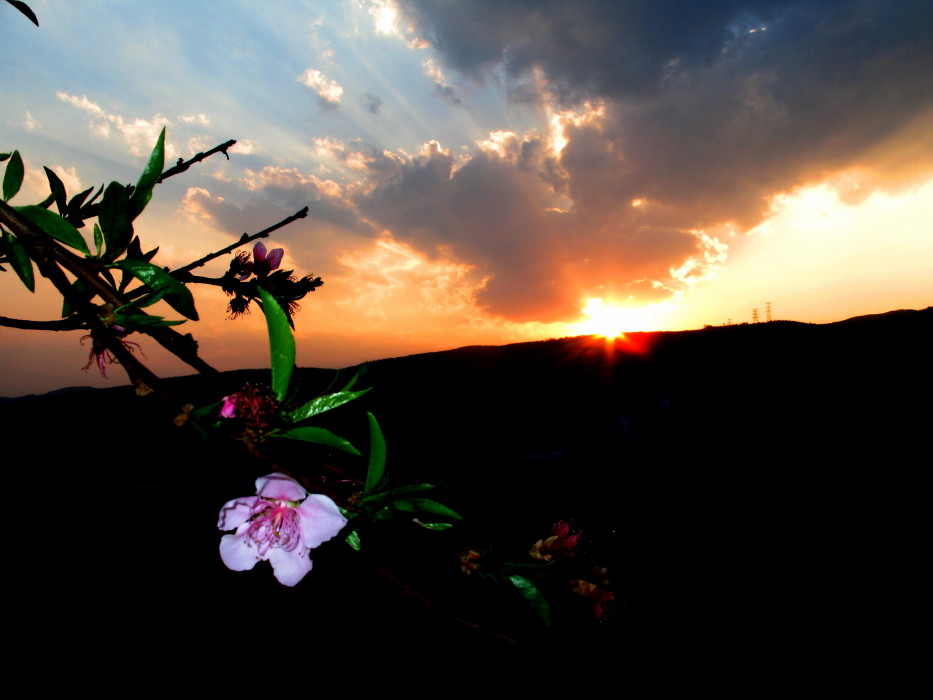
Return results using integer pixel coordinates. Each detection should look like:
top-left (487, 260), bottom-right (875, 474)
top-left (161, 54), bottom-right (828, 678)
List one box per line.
top-left (246, 499), bottom-right (302, 555)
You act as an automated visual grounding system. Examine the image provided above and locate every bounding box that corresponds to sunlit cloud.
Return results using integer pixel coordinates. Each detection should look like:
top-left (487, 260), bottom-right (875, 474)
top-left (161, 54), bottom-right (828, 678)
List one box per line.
top-left (178, 113), bottom-right (210, 125)
top-left (229, 139), bottom-right (255, 155)
top-left (21, 159), bottom-right (81, 201)
top-left (423, 57), bottom-right (461, 104)
top-left (3, 0), bottom-right (932, 397)
top-left (332, 232), bottom-right (489, 330)
top-left (55, 92), bottom-right (171, 158)
top-left (297, 68), bottom-right (344, 104)
top-left (669, 230), bottom-right (730, 287)
top-left (49, 165), bottom-right (83, 196)
top-left (23, 111), bottom-right (39, 131)
top-left (180, 187), bottom-right (224, 223)
top-left (364, 0), bottom-right (402, 37)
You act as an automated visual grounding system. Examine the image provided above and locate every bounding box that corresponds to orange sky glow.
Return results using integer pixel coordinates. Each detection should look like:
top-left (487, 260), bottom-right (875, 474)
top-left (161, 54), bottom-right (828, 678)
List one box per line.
top-left (1, 1), bottom-right (931, 396)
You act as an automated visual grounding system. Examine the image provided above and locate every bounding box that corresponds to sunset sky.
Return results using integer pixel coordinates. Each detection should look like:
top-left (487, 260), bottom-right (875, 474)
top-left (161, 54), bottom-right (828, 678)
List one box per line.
top-left (2, 0), bottom-right (932, 396)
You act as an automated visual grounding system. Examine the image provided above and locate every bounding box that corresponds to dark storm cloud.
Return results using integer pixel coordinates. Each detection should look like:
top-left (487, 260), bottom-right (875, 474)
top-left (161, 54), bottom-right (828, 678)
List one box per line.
top-left (364, 93), bottom-right (383, 114)
top-left (398, 1), bottom-right (933, 105)
top-left (363, 0), bottom-right (933, 320)
top-left (355, 139), bottom-right (698, 320)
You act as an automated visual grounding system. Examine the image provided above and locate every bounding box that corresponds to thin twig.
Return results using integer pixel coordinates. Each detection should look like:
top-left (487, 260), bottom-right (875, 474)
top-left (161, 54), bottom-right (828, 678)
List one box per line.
top-left (159, 140), bottom-right (237, 182)
top-left (172, 207), bottom-right (309, 275)
top-left (0, 200), bottom-right (169, 396)
top-left (0, 200), bottom-right (226, 394)
top-left (0, 315), bottom-right (85, 331)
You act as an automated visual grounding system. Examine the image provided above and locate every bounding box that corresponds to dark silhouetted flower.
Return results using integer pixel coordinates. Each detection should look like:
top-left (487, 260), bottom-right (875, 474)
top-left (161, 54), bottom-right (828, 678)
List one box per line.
top-left (228, 250), bottom-right (253, 280)
top-left (226, 294), bottom-right (251, 319)
top-left (80, 328), bottom-right (141, 378)
top-left (570, 568), bottom-right (615, 621)
top-left (252, 241), bottom-right (284, 277)
top-left (529, 520), bottom-right (582, 561)
top-left (221, 383), bottom-right (279, 444)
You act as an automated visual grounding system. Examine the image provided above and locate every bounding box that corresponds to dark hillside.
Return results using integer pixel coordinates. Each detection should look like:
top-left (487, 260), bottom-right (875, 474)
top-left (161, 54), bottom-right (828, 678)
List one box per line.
top-left (4, 307), bottom-right (928, 666)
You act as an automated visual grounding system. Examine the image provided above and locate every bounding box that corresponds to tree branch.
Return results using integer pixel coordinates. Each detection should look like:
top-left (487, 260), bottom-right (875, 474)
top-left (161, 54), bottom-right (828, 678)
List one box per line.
top-left (172, 206), bottom-right (309, 276)
top-left (0, 315), bottom-right (85, 331)
top-left (159, 140), bottom-right (237, 182)
top-left (0, 200), bottom-right (227, 394)
top-left (0, 201), bottom-right (169, 395)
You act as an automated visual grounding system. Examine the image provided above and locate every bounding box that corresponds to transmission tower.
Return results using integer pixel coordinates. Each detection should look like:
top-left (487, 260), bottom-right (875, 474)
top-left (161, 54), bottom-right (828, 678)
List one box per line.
top-left (765, 301), bottom-right (772, 322)
top-left (752, 308), bottom-right (760, 323)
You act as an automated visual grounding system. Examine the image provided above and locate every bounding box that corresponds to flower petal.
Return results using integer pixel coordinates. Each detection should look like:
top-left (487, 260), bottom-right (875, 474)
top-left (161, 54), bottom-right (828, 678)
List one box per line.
top-left (217, 496), bottom-right (258, 530)
top-left (267, 546), bottom-right (313, 586)
top-left (253, 241), bottom-right (267, 263)
top-left (219, 395), bottom-right (238, 419)
top-left (220, 531), bottom-right (262, 571)
top-left (265, 248), bottom-right (284, 271)
top-left (255, 473), bottom-right (306, 501)
top-left (297, 494), bottom-right (348, 548)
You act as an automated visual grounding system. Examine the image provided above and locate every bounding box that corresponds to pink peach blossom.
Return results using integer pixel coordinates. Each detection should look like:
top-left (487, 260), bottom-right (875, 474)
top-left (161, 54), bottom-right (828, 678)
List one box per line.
top-left (252, 242), bottom-right (284, 276)
top-left (219, 394), bottom-right (237, 418)
top-left (218, 473), bottom-right (347, 586)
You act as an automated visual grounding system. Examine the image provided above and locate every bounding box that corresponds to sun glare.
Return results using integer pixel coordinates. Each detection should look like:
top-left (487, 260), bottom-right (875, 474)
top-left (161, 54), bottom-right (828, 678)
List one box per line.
top-left (573, 298), bottom-right (661, 338)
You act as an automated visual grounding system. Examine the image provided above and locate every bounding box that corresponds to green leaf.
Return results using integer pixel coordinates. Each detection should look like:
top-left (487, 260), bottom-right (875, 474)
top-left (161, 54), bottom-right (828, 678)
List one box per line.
top-left (345, 530), bottom-right (361, 551)
top-left (190, 400), bottom-right (222, 419)
top-left (113, 311), bottom-right (186, 328)
top-left (93, 223), bottom-right (103, 257)
top-left (368, 482), bottom-right (436, 498)
top-left (414, 521), bottom-right (455, 531)
top-left (134, 287), bottom-right (169, 308)
top-left (112, 258), bottom-right (198, 320)
top-left (508, 575), bottom-right (552, 627)
top-left (43, 166), bottom-right (68, 215)
top-left (273, 426), bottom-right (361, 456)
top-left (97, 182), bottom-right (133, 260)
top-left (67, 185), bottom-right (95, 214)
top-left (0, 231), bottom-right (34, 291)
top-left (3, 150), bottom-right (24, 201)
top-left (70, 184), bottom-right (103, 225)
top-left (61, 278), bottom-right (87, 317)
top-left (287, 387), bottom-right (371, 423)
top-left (395, 498), bottom-right (462, 520)
top-left (364, 412), bottom-right (387, 495)
top-left (14, 205), bottom-right (90, 254)
top-left (258, 287), bottom-right (294, 402)
top-left (340, 365), bottom-right (366, 392)
top-left (128, 127), bottom-right (165, 220)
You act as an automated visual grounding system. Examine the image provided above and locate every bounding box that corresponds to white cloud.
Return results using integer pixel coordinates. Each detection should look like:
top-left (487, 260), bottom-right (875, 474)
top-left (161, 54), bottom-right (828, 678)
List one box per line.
top-left (55, 92), bottom-right (171, 158)
top-left (23, 111), bottom-right (40, 131)
top-left (669, 229), bottom-right (730, 286)
top-left (313, 136), bottom-right (346, 159)
top-left (178, 113), bottom-right (210, 125)
top-left (363, 0), bottom-right (402, 36)
top-left (239, 165), bottom-right (345, 199)
top-left (180, 187), bottom-right (224, 223)
top-left (422, 57), bottom-right (451, 87)
top-left (50, 165), bottom-right (83, 196)
top-left (230, 140), bottom-right (255, 155)
top-left (297, 69), bottom-right (344, 103)
top-left (334, 232), bottom-right (489, 324)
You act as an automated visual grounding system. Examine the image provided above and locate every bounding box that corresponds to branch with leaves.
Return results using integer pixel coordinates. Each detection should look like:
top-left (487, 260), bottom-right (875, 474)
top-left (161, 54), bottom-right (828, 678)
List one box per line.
top-left (3, 0), bottom-right (619, 640)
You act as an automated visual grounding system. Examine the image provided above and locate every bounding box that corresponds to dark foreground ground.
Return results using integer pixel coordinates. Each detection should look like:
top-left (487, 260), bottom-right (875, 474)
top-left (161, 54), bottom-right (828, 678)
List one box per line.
top-left (4, 308), bottom-right (928, 673)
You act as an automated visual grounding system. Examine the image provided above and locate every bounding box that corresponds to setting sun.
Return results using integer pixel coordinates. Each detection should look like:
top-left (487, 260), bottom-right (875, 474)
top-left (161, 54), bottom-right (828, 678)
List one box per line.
top-left (572, 298), bottom-right (663, 338)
